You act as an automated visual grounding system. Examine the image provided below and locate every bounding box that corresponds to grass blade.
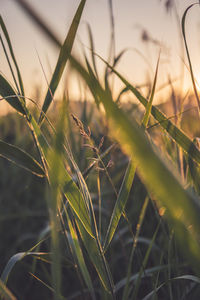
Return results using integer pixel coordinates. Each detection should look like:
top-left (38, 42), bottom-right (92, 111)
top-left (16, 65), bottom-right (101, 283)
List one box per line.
top-left (0, 16), bottom-right (24, 96)
top-left (76, 219), bottom-right (115, 297)
top-left (86, 23), bottom-right (99, 79)
top-left (46, 101), bottom-right (67, 300)
top-left (142, 52), bottom-right (160, 128)
top-left (143, 275), bottom-right (200, 300)
top-left (0, 74), bottom-right (26, 115)
top-left (1, 252), bottom-right (48, 284)
top-left (95, 55), bottom-right (200, 165)
top-left (0, 139), bottom-right (45, 176)
top-left (132, 223), bottom-right (160, 300)
top-left (181, 4), bottom-right (200, 111)
top-left (64, 208), bottom-right (96, 299)
top-left (103, 160), bottom-right (136, 251)
top-left (69, 55), bottom-right (200, 275)
top-left (0, 74), bottom-right (94, 237)
top-left (122, 197), bottom-right (150, 300)
top-left (39, 0), bottom-right (86, 123)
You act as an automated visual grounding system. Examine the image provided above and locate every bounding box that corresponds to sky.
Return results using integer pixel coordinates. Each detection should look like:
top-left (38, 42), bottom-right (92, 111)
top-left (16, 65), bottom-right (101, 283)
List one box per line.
top-left (1, 0), bottom-right (200, 108)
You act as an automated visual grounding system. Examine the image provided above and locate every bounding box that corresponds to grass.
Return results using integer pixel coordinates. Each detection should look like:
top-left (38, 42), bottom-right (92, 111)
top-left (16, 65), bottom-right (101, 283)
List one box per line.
top-left (1, 1), bottom-right (200, 299)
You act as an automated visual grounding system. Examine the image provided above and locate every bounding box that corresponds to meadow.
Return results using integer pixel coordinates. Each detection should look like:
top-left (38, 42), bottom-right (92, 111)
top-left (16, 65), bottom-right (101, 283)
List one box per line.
top-left (1, 0), bottom-right (200, 299)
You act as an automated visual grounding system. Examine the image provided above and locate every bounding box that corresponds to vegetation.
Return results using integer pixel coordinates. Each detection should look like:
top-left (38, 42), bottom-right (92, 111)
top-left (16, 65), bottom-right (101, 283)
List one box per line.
top-left (1, 0), bottom-right (200, 299)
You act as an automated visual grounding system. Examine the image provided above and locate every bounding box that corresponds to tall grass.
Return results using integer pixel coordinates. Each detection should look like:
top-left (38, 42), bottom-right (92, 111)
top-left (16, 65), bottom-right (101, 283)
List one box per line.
top-left (1, 1), bottom-right (200, 299)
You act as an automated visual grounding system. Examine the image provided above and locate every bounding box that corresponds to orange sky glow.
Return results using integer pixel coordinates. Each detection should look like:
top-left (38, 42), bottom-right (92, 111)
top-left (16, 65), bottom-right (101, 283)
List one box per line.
top-left (1, 0), bottom-right (200, 114)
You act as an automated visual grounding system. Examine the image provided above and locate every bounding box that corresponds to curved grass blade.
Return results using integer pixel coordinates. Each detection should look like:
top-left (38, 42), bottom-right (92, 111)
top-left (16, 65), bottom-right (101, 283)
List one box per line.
top-left (0, 74), bottom-right (26, 115)
top-left (0, 16), bottom-right (24, 96)
top-left (0, 279), bottom-right (17, 300)
top-left (69, 55), bottom-right (200, 274)
top-left (103, 160), bottom-right (136, 251)
top-left (0, 139), bottom-right (45, 177)
top-left (181, 4), bottom-right (200, 111)
top-left (115, 265), bottom-right (168, 294)
top-left (1, 252), bottom-right (48, 284)
top-left (143, 275), bottom-right (200, 300)
top-left (95, 55), bottom-right (200, 165)
top-left (39, 0), bottom-right (86, 124)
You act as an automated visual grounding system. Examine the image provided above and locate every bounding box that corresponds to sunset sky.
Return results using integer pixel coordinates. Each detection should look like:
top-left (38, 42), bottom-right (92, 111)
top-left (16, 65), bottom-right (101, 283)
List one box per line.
top-left (1, 0), bottom-right (200, 105)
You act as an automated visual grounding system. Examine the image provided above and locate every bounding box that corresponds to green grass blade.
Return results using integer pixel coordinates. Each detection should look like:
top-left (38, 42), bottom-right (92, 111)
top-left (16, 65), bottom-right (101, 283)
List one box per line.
top-left (122, 197), bottom-right (150, 300)
top-left (143, 275), bottom-right (200, 300)
top-left (95, 55), bottom-right (200, 165)
top-left (76, 220), bottom-right (114, 297)
top-left (0, 76), bottom-right (93, 237)
top-left (0, 279), bottom-right (17, 300)
top-left (181, 4), bottom-right (200, 111)
top-left (0, 16), bottom-right (24, 96)
top-left (29, 115), bottom-right (94, 237)
top-left (64, 208), bottom-right (96, 299)
top-left (84, 55), bottom-right (100, 107)
top-left (0, 74), bottom-right (26, 115)
top-left (103, 160), bottom-right (136, 251)
top-left (39, 0), bottom-right (86, 123)
top-left (142, 53), bottom-right (160, 128)
top-left (132, 223), bottom-right (160, 300)
top-left (87, 23), bottom-right (99, 79)
top-left (69, 56), bottom-right (200, 274)
top-left (115, 265), bottom-right (168, 294)
top-left (0, 139), bottom-right (45, 177)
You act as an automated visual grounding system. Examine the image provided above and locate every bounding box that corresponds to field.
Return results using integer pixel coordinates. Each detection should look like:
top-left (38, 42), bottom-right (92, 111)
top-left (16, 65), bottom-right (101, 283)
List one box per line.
top-left (1, 1), bottom-right (200, 299)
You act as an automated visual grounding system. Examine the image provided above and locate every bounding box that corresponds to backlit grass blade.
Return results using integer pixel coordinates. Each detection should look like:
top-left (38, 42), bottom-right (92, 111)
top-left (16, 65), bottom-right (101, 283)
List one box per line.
top-left (103, 160), bottom-right (136, 251)
top-left (0, 16), bottom-right (24, 96)
top-left (0, 139), bottom-right (45, 177)
top-left (39, 0), bottom-right (86, 124)
top-left (64, 208), bottom-right (95, 299)
top-left (104, 55), bottom-right (159, 252)
top-left (95, 55), bottom-right (200, 165)
top-left (69, 56), bottom-right (200, 274)
top-left (142, 52), bottom-right (160, 128)
top-left (0, 279), bottom-right (17, 300)
top-left (0, 74), bottom-right (26, 115)
top-left (181, 4), bottom-right (200, 111)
